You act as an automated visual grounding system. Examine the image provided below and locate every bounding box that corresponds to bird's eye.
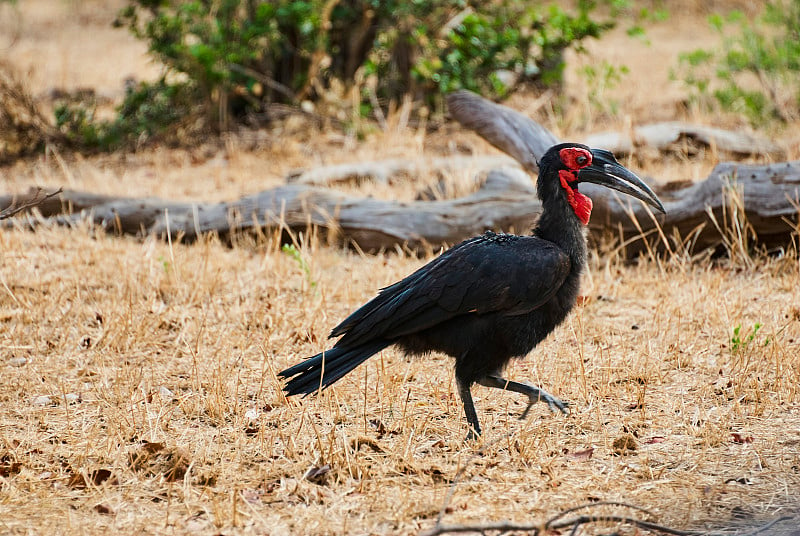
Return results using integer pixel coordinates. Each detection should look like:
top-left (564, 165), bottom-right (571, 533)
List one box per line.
top-left (576, 155), bottom-right (588, 166)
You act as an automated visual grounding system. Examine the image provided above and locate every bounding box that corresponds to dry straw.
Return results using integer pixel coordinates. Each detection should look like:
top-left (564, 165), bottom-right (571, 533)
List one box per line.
top-left (2, 137), bottom-right (799, 534)
top-left (2, 2), bottom-right (800, 531)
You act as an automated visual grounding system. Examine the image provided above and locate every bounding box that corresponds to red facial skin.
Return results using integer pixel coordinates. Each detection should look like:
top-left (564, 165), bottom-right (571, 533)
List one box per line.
top-left (557, 147), bottom-right (593, 225)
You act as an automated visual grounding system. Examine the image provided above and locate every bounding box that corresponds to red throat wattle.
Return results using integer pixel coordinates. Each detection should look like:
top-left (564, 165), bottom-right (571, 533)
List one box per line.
top-left (559, 170), bottom-right (593, 225)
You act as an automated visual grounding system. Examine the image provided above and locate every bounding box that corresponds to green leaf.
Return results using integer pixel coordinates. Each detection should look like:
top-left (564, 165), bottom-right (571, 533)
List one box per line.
top-left (708, 13), bottom-right (725, 32)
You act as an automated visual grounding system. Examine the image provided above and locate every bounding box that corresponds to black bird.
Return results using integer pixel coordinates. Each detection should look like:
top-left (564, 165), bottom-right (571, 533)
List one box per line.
top-left (278, 143), bottom-right (665, 437)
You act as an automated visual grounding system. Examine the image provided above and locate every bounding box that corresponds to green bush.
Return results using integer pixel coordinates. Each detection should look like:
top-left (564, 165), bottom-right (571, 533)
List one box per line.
top-left (405, 2), bottom-right (612, 100)
top-left (55, 79), bottom-right (197, 151)
top-left (676, 1), bottom-right (800, 125)
top-left (62, 0), bottom-right (613, 148)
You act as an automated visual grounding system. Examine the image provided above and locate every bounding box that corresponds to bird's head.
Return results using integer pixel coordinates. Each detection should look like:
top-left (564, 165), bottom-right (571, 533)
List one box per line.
top-left (537, 143), bottom-right (665, 225)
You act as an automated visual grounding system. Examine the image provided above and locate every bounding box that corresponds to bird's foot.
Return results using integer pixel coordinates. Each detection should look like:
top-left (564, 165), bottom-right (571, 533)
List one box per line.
top-left (520, 388), bottom-right (569, 420)
top-left (464, 425), bottom-right (482, 442)
top-left (476, 376), bottom-right (569, 421)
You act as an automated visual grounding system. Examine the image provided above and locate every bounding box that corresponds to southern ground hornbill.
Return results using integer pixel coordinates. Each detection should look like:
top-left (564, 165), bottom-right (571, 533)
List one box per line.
top-left (279, 143), bottom-right (665, 438)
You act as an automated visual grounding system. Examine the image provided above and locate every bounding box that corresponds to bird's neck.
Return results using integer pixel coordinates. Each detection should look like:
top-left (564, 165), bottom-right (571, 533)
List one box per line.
top-left (533, 202), bottom-right (588, 270)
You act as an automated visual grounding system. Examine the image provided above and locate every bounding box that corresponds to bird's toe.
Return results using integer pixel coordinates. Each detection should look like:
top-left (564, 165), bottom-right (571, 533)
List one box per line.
top-left (519, 401), bottom-right (535, 420)
top-left (465, 428), bottom-right (481, 442)
top-left (548, 398), bottom-right (569, 414)
top-left (521, 391), bottom-right (569, 417)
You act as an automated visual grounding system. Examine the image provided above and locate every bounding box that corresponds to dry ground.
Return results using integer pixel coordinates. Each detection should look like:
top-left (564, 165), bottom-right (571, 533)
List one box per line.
top-left (2, 1), bottom-right (800, 535)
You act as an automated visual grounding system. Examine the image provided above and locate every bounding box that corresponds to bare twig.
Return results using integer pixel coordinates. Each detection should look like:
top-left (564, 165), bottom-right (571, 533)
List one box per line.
top-left (548, 515), bottom-right (699, 536)
top-left (296, 0), bottom-right (340, 101)
top-left (421, 514), bottom-right (700, 536)
top-left (0, 187), bottom-right (63, 220)
top-left (421, 520), bottom-right (542, 536)
top-left (543, 501), bottom-right (655, 526)
top-left (736, 516), bottom-right (793, 536)
top-left (226, 63), bottom-right (297, 102)
top-left (422, 511), bottom-right (793, 536)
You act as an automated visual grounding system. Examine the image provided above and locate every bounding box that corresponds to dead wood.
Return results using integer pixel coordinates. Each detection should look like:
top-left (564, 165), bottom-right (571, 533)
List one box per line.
top-left (287, 154), bottom-right (517, 186)
top-left (583, 159), bottom-right (800, 255)
top-left (420, 513), bottom-right (792, 536)
top-left (446, 89), bottom-right (559, 173)
top-left (3, 157), bottom-right (798, 256)
top-left (1, 90), bottom-right (798, 256)
top-left (445, 91), bottom-right (799, 255)
top-left (0, 187), bottom-right (63, 220)
top-left (0, 167), bottom-right (541, 251)
top-left (583, 121), bottom-right (784, 158)
top-left (422, 499), bottom-right (793, 536)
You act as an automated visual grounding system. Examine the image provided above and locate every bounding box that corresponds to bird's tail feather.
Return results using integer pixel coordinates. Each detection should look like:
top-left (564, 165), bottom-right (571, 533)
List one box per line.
top-left (278, 340), bottom-right (390, 396)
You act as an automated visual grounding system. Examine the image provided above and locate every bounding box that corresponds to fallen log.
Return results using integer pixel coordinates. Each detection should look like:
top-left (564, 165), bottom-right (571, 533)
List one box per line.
top-left (0, 167), bottom-right (540, 250)
top-left (287, 154), bottom-right (517, 186)
top-left (1, 91), bottom-right (798, 256)
top-left (584, 160), bottom-right (800, 255)
top-left (3, 158), bottom-right (798, 256)
top-left (446, 90), bottom-right (558, 173)
top-left (583, 121), bottom-right (783, 158)
top-left (448, 90), bottom-right (800, 254)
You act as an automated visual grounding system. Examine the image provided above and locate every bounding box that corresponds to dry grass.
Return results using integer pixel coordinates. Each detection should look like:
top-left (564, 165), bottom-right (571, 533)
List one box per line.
top-left (2, 210), bottom-right (800, 535)
top-left (2, 1), bottom-right (800, 535)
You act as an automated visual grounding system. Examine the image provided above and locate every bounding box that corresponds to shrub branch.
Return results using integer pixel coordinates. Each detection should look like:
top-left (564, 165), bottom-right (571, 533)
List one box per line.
top-left (0, 187), bottom-right (63, 221)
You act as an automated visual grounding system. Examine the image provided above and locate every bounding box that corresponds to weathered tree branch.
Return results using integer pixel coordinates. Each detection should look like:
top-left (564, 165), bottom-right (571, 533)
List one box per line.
top-left (446, 90), bottom-right (799, 254)
top-left (0, 187), bottom-right (63, 220)
top-left (447, 90), bottom-right (559, 174)
top-left (584, 159), bottom-right (800, 255)
top-left (287, 154), bottom-right (517, 186)
top-left (583, 121), bottom-right (784, 158)
top-left (3, 157), bottom-right (797, 256)
top-left (0, 168), bottom-right (540, 251)
top-left (2, 91), bottom-right (798, 256)
top-left (422, 498), bottom-right (792, 536)
top-left (420, 515), bottom-right (700, 536)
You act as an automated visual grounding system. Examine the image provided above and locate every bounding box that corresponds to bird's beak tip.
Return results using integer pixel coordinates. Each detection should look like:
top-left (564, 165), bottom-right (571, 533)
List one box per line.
top-left (651, 197), bottom-right (667, 214)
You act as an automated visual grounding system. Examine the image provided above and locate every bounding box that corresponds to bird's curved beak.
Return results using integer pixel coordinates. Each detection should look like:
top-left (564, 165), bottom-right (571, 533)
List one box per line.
top-left (577, 149), bottom-right (666, 213)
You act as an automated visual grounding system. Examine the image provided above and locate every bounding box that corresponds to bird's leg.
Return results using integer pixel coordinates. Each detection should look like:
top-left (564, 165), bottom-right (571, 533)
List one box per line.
top-left (477, 375), bottom-right (569, 419)
top-left (457, 379), bottom-right (482, 440)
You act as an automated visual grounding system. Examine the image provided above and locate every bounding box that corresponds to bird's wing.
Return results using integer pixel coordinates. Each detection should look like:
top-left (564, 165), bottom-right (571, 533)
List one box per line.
top-left (330, 234), bottom-right (571, 347)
